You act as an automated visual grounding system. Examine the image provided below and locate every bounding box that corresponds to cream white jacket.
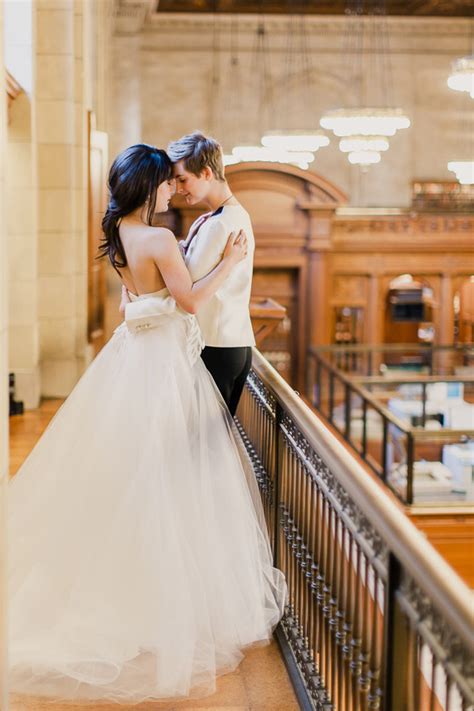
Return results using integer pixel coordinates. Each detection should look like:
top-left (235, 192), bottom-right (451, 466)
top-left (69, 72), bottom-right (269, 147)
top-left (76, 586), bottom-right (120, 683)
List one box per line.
top-left (184, 204), bottom-right (256, 347)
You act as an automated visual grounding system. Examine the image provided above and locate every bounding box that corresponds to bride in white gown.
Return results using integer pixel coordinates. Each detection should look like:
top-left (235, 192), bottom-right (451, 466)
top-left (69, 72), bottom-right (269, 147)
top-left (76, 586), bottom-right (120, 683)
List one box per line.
top-left (7, 144), bottom-right (287, 705)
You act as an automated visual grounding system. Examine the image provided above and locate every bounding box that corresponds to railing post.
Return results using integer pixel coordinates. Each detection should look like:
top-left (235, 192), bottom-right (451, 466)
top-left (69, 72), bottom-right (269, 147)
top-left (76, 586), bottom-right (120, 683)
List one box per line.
top-left (421, 382), bottom-right (427, 428)
top-left (306, 354), bottom-right (314, 404)
top-left (274, 401), bottom-right (283, 569)
top-left (345, 383), bottom-right (351, 442)
top-left (362, 399), bottom-right (368, 458)
top-left (329, 371), bottom-right (334, 423)
top-left (382, 418), bottom-right (388, 482)
top-left (406, 434), bottom-right (414, 505)
top-left (382, 554), bottom-right (410, 711)
top-left (316, 358), bottom-right (321, 409)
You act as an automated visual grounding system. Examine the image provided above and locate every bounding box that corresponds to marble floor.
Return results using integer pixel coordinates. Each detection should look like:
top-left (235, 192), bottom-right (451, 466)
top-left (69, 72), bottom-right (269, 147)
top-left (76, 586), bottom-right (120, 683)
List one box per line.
top-left (8, 399), bottom-right (299, 711)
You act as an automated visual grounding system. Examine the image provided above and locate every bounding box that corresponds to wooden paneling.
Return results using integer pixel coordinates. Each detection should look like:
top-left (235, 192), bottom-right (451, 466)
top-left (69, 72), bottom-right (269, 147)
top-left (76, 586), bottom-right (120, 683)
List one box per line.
top-left (408, 510), bottom-right (474, 587)
top-left (173, 163), bottom-right (473, 385)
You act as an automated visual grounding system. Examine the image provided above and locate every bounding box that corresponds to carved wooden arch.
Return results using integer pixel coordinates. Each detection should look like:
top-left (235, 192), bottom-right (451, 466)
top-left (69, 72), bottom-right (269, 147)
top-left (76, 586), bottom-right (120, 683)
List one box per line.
top-left (225, 161), bottom-right (348, 206)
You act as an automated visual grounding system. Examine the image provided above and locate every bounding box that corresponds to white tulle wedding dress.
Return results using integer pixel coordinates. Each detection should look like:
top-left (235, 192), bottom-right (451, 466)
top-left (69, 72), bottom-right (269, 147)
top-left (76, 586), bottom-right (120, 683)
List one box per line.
top-left (8, 288), bottom-right (287, 705)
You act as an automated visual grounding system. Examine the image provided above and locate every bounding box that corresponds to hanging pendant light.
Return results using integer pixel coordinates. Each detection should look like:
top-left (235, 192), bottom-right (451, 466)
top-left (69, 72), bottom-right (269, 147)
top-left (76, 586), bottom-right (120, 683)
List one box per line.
top-left (260, 11), bottom-right (330, 163)
top-left (447, 55), bottom-right (474, 99)
top-left (261, 130), bottom-right (329, 153)
top-left (348, 150), bottom-right (381, 165)
top-left (320, 2), bottom-right (410, 167)
top-left (226, 12), bottom-right (323, 170)
top-left (339, 135), bottom-right (390, 152)
top-left (321, 109), bottom-right (410, 138)
top-left (228, 145), bottom-right (315, 170)
top-left (447, 39), bottom-right (474, 186)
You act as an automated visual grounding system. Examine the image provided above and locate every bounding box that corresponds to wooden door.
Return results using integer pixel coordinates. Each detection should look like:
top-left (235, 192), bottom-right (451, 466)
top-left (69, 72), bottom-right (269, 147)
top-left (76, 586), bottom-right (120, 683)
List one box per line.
top-left (87, 113), bottom-right (108, 354)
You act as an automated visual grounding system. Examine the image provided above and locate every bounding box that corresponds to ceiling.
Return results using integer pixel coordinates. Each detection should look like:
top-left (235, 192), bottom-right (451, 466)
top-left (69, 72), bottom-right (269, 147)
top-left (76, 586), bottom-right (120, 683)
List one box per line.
top-left (155, 1), bottom-right (473, 17)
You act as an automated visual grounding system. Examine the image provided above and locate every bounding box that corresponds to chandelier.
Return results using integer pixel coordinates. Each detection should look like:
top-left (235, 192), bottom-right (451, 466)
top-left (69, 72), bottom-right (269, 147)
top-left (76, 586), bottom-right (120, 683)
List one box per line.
top-left (447, 47), bottom-right (474, 185)
top-left (320, 109), bottom-right (410, 138)
top-left (261, 130), bottom-right (329, 153)
top-left (258, 13), bottom-right (330, 165)
top-left (447, 55), bottom-right (474, 99)
top-left (224, 145), bottom-right (315, 170)
top-left (320, 3), bottom-right (410, 167)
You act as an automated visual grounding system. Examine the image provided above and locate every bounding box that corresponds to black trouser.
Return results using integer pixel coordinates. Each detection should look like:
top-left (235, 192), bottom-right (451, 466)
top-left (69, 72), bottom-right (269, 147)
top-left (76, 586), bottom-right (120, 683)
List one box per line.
top-left (201, 346), bottom-right (252, 417)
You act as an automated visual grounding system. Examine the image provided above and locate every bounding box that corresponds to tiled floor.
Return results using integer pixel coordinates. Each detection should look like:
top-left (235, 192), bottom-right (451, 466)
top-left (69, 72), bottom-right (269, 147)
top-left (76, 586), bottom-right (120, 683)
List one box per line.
top-left (8, 400), bottom-right (299, 711)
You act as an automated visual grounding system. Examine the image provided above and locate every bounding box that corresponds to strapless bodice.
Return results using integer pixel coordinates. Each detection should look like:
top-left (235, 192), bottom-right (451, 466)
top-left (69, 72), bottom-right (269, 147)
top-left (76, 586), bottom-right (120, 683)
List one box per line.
top-left (121, 287), bottom-right (204, 366)
top-left (127, 287), bottom-right (169, 302)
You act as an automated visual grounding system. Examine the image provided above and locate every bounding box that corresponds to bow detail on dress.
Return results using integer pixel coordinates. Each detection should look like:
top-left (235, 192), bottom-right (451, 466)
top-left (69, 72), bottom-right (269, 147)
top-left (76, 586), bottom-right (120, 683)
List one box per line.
top-left (124, 293), bottom-right (205, 366)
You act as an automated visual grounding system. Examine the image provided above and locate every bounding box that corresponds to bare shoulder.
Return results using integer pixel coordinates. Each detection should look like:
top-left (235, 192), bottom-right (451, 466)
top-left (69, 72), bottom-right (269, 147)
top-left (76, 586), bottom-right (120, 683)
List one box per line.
top-left (141, 226), bottom-right (178, 254)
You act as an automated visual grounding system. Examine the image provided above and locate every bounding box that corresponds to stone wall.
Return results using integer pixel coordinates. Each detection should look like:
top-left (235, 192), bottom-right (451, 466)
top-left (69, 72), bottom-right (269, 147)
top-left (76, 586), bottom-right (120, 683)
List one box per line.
top-left (0, 0), bottom-right (9, 701)
top-left (109, 13), bottom-right (473, 208)
top-left (5, 0), bottom-right (112, 404)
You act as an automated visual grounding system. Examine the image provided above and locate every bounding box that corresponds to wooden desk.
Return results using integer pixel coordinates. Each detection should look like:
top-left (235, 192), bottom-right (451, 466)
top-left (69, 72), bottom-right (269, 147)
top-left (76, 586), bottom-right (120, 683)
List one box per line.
top-left (250, 298), bottom-right (286, 348)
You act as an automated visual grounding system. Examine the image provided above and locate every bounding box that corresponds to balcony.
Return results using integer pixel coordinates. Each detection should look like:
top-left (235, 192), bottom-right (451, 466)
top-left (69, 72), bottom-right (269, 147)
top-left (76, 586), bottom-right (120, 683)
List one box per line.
top-left (235, 350), bottom-right (473, 710)
top-left (6, 349), bottom-right (473, 710)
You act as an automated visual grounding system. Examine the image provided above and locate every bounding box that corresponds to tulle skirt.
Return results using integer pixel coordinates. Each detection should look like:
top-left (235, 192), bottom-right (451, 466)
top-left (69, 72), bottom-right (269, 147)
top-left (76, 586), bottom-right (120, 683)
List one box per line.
top-left (7, 314), bottom-right (286, 704)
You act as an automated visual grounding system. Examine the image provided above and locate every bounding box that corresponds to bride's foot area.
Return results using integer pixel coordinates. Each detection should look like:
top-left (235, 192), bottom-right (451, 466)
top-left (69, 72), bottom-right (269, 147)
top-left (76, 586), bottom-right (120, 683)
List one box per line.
top-left (8, 641), bottom-right (298, 711)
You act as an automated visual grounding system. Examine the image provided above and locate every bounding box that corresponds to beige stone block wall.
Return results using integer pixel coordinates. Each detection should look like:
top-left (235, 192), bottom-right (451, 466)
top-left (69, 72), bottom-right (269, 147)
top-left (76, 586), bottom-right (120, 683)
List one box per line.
top-left (5, 0), bottom-right (112, 403)
top-left (5, 1), bottom-right (40, 410)
top-left (35, 0), bottom-right (88, 397)
top-left (0, 2), bottom-right (10, 705)
top-left (109, 14), bottom-right (473, 209)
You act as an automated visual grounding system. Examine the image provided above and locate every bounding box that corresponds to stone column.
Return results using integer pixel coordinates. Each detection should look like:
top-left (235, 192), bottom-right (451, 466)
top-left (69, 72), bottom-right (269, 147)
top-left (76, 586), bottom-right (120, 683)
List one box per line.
top-left (5, 0), bottom-right (40, 409)
top-left (0, 0), bottom-right (10, 703)
top-left (36, 0), bottom-right (89, 395)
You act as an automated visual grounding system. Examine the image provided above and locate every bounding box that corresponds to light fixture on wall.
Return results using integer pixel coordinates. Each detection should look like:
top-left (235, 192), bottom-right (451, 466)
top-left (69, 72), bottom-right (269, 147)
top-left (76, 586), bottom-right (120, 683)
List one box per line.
top-left (320, 1), bottom-right (410, 167)
top-left (447, 55), bottom-right (474, 99)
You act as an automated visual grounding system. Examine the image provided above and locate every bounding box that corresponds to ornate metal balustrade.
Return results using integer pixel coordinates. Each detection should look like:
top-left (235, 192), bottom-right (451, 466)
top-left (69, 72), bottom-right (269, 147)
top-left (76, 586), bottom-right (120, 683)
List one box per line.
top-left (236, 350), bottom-right (474, 711)
top-left (306, 347), bottom-right (474, 505)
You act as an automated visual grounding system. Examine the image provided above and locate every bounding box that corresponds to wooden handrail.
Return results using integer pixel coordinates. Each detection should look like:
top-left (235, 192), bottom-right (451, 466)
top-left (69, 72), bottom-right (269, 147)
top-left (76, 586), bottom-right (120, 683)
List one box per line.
top-left (252, 348), bottom-right (474, 651)
top-left (309, 350), bottom-right (414, 432)
top-left (352, 374), bottom-right (474, 384)
top-left (309, 343), bottom-right (474, 353)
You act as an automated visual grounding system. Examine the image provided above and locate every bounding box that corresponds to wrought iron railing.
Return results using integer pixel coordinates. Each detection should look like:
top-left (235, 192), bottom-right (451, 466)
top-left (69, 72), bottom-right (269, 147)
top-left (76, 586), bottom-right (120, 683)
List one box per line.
top-left (236, 350), bottom-right (474, 711)
top-left (306, 348), bottom-right (474, 505)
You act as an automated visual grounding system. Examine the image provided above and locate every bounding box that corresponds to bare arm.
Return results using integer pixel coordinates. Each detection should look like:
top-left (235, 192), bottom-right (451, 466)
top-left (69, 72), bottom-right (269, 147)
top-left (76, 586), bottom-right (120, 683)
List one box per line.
top-left (119, 285), bottom-right (130, 313)
top-left (152, 228), bottom-right (246, 315)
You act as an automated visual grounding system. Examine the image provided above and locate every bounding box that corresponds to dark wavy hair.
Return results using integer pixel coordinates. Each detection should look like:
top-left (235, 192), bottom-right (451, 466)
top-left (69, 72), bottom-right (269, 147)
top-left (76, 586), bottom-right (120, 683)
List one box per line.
top-left (99, 144), bottom-right (173, 271)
